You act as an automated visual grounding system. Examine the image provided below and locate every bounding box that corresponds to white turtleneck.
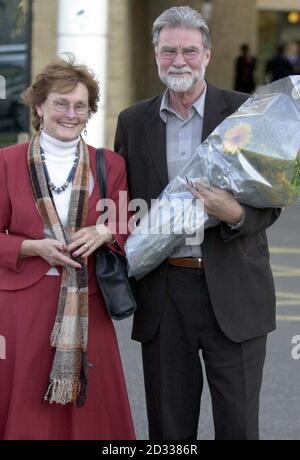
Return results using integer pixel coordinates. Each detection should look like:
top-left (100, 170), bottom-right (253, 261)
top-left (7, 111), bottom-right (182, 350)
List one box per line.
top-left (40, 131), bottom-right (94, 226)
top-left (40, 132), bottom-right (94, 276)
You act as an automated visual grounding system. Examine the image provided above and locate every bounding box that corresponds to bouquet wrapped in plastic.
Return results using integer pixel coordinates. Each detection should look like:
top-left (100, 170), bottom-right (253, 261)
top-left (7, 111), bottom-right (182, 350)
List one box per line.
top-left (126, 76), bottom-right (300, 280)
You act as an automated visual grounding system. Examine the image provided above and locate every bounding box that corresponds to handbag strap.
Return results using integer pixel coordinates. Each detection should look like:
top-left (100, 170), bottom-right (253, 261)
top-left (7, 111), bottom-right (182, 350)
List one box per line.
top-left (96, 148), bottom-right (107, 200)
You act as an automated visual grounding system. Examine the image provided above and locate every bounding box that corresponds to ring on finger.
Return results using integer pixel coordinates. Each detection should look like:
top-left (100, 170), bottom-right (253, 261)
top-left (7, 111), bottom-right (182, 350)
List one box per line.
top-left (83, 242), bottom-right (90, 251)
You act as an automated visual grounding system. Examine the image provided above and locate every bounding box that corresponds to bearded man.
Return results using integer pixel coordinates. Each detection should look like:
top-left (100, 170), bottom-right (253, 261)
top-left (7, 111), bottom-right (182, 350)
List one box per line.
top-left (114, 6), bottom-right (279, 440)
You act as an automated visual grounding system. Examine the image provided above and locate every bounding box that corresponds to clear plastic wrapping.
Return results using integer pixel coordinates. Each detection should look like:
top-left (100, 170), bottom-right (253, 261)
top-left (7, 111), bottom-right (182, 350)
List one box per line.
top-left (126, 76), bottom-right (300, 279)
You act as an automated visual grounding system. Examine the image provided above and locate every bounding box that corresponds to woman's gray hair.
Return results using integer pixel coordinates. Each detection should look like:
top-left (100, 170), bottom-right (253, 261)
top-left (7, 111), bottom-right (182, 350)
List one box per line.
top-left (152, 6), bottom-right (212, 50)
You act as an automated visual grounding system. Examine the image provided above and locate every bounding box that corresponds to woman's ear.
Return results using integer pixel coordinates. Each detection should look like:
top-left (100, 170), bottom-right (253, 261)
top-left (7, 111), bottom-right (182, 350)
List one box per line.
top-left (36, 105), bottom-right (43, 117)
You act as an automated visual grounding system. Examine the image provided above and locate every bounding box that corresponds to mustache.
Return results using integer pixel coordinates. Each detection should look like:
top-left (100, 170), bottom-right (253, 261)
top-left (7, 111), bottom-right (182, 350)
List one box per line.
top-left (167, 66), bottom-right (192, 74)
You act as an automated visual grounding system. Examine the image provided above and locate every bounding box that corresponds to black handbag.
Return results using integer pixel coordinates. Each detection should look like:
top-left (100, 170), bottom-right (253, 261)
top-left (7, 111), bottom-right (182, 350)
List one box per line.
top-left (95, 148), bottom-right (137, 320)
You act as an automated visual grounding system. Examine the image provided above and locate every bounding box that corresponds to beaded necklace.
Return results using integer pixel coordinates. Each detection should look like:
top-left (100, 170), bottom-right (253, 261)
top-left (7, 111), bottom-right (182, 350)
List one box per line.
top-left (40, 146), bottom-right (79, 194)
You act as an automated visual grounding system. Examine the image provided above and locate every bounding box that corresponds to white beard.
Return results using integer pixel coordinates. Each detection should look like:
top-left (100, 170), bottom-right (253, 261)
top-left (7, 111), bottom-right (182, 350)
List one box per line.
top-left (158, 64), bottom-right (206, 93)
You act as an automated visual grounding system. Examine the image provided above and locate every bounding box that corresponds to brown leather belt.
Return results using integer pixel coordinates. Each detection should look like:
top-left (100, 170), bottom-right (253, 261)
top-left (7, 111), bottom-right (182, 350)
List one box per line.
top-left (168, 257), bottom-right (203, 269)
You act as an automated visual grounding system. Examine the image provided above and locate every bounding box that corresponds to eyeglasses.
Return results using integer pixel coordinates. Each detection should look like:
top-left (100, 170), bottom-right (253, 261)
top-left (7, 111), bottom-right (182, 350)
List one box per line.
top-left (159, 47), bottom-right (201, 61)
top-left (47, 99), bottom-right (90, 115)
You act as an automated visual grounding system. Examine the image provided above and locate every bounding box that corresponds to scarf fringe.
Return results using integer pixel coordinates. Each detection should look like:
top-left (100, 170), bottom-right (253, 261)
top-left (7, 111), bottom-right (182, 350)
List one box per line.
top-left (44, 379), bottom-right (82, 406)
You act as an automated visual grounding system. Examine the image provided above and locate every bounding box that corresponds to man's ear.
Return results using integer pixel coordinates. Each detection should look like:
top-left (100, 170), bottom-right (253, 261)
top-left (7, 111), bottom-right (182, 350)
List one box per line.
top-left (205, 49), bottom-right (211, 67)
top-left (155, 47), bottom-right (159, 66)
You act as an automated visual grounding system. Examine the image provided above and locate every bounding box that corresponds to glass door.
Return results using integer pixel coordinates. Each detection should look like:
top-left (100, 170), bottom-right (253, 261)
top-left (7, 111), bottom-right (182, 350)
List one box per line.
top-left (257, 9), bottom-right (300, 86)
top-left (0, 0), bottom-right (32, 147)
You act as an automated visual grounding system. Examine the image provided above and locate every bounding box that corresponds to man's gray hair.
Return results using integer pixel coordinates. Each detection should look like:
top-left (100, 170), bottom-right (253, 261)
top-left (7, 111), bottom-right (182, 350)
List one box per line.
top-left (152, 6), bottom-right (212, 50)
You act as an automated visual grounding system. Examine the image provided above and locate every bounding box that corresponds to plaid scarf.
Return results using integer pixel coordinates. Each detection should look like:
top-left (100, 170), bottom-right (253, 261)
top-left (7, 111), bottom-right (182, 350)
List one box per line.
top-left (28, 133), bottom-right (90, 406)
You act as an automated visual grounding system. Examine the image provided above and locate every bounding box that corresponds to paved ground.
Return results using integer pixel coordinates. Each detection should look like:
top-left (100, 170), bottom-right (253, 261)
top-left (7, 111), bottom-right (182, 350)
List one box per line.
top-left (115, 205), bottom-right (300, 440)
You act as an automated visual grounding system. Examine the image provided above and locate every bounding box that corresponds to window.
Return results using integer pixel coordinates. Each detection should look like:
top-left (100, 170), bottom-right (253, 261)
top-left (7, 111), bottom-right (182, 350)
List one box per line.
top-left (0, 0), bottom-right (32, 147)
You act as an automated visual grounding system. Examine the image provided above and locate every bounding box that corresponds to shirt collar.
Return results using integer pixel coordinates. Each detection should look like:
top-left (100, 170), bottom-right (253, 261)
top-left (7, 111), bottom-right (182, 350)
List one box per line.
top-left (159, 83), bottom-right (207, 123)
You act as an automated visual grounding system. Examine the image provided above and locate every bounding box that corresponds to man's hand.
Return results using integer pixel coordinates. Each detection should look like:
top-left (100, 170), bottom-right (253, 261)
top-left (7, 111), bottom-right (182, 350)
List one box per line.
top-left (188, 183), bottom-right (244, 225)
top-left (67, 225), bottom-right (114, 258)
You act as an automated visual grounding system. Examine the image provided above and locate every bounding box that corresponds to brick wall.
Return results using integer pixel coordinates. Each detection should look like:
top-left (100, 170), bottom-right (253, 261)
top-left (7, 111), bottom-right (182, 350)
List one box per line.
top-left (207, 0), bottom-right (257, 89)
top-left (31, 0), bottom-right (58, 79)
top-left (106, 0), bottom-right (137, 148)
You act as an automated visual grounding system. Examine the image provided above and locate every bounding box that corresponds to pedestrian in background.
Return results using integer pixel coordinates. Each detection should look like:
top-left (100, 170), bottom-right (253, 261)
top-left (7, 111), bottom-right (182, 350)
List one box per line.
top-left (265, 45), bottom-right (294, 82)
top-left (285, 42), bottom-right (300, 75)
top-left (234, 43), bottom-right (256, 93)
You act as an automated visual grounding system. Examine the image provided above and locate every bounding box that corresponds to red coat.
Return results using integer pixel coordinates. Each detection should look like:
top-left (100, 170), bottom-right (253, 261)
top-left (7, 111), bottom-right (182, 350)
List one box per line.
top-left (0, 142), bottom-right (135, 439)
top-left (0, 142), bottom-right (130, 293)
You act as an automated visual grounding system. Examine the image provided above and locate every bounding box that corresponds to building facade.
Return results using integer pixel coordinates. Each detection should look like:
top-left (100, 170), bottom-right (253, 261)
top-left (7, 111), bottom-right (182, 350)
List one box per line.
top-left (0, 0), bottom-right (299, 148)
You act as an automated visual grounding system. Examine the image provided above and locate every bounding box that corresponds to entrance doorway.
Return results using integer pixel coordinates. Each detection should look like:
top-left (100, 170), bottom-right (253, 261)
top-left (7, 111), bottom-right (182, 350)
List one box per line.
top-left (257, 9), bottom-right (300, 85)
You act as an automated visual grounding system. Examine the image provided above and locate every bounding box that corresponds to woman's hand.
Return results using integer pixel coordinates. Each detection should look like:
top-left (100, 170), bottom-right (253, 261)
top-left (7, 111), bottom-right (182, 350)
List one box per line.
top-left (67, 225), bottom-right (114, 258)
top-left (20, 239), bottom-right (82, 269)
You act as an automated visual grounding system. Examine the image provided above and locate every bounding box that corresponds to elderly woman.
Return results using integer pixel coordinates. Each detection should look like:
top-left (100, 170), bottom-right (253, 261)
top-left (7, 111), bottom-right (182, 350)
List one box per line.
top-left (0, 57), bottom-right (135, 440)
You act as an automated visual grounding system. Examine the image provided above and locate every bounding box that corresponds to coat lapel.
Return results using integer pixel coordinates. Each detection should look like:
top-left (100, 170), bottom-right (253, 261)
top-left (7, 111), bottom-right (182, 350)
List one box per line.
top-left (144, 96), bottom-right (169, 189)
top-left (202, 83), bottom-right (229, 141)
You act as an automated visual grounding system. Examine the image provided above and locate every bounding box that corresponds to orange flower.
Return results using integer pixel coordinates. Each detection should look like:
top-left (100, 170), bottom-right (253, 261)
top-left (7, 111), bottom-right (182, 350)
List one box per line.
top-left (223, 123), bottom-right (252, 154)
